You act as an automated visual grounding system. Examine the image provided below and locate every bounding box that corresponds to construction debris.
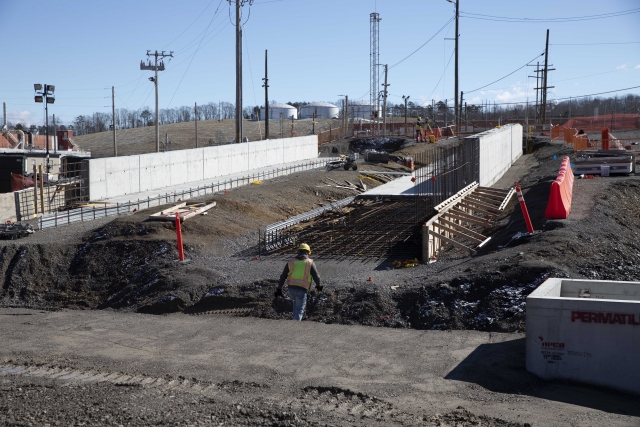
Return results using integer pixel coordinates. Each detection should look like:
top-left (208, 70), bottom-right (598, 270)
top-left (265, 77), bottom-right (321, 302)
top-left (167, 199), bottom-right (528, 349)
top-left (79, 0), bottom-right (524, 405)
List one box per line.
top-left (0, 222), bottom-right (34, 240)
top-left (149, 202), bottom-right (217, 222)
top-left (574, 150), bottom-right (636, 176)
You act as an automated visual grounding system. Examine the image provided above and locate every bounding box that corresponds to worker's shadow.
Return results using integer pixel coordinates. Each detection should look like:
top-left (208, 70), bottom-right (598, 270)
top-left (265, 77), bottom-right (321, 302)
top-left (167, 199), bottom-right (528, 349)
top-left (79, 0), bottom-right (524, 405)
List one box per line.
top-left (445, 338), bottom-right (640, 417)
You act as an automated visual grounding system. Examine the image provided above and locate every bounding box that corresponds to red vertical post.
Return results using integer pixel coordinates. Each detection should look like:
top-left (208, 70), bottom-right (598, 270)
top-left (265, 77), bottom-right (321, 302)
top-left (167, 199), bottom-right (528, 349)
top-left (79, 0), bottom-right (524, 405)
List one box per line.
top-left (601, 128), bottom-right (609, 150)
top-left (515, 182), bottom-right (534, 234)
top-left (175, 212), bottom-right (185, 261)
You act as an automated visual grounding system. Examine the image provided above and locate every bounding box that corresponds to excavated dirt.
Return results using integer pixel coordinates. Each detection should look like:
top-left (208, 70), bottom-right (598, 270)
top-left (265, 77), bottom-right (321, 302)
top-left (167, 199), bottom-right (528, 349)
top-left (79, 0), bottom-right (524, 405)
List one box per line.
top-left (2, 138), bottom-right (640, 426)
top-left (1, 140), bottom-right (640, 333)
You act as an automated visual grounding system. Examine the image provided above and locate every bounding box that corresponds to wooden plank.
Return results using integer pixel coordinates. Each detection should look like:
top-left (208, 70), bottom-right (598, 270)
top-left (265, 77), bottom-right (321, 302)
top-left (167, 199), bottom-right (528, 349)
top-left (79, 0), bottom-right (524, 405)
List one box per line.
top-left (434, 182), bottom-right (478, 213)
top-left (477, 237), bottom-right (492, 248)
top-left (438, 217), bottom-right (488, 240)
top-left (428, 230), bottom-right (476, 253)
top-left (498, 187), bottom-right (516, 211)
top-left (477, 186), bottom-right (510, 196)
top-left (181, 202), bottom-right (217, 221)
top-left (464, 196), bottom-right (503, 213)
top-left (445, 210), bottom-right (492, 227)
top-left (470, 191), bottom-right (505, 203)
top-left (149, 202), bottom-right (187, 218)
top-left (458, 201), bottom-right (496, 217)
top-left (433, 222), bottom-right (483, 245)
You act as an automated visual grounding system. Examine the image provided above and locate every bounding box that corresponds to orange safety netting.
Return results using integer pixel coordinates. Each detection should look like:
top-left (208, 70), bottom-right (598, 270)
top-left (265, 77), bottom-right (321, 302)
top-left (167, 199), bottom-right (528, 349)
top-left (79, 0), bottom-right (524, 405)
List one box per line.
top-left (556, 114), bottom-right (640, 133)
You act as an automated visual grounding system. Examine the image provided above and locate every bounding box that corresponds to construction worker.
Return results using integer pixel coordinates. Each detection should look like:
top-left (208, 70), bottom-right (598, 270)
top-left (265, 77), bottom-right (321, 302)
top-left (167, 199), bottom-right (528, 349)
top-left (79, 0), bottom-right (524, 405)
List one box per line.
top-left (275, 243), bottom-right (322, 321)
top-left (415, 117), bottom-right (423, 142)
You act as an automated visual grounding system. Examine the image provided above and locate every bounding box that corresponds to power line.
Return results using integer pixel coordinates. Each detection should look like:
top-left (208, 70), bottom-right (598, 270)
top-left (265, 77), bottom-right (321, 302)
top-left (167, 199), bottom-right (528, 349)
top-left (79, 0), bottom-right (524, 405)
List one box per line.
top-left (465, 52), bottom-right (544, 94)
top-left (167, 4), bottom-right (224, 108)
top-left (172, 0), bottom-right (226, 56)
top-left (556, 85), bottom-right (640, 101)
top-left (551, 41), bottom-right (640, 46)
top-left (425, 49), bottom-right (455, 104)
top-left (460, 8), bottom-right (640, 23)
top-left (390, 16), bottom-right (454, 69)
top-left (163, 0), bottom-right (216, 50)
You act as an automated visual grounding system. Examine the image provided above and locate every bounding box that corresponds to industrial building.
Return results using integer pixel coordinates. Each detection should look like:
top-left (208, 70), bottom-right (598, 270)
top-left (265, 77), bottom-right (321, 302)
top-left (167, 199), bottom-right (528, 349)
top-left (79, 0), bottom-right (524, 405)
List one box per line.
top-left (259, 103), bottom-right (297, 120)
top-left (348, 100), bottom-right (380, 120)
top-left (299, 102), bottom-right (339, 119)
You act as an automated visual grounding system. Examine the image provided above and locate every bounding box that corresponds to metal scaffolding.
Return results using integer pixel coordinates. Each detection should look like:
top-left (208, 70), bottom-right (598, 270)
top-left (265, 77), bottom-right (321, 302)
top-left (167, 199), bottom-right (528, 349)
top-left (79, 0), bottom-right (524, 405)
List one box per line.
top-left (370, 12), bottom-right (381, 120)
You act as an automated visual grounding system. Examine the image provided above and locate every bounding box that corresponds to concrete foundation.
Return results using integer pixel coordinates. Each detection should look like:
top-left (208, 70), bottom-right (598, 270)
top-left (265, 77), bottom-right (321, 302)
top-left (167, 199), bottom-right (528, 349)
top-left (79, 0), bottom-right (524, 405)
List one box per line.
top-left (526, 278), bottom-right (640, 395)
top-left (464, 124), bottom-right (523, 186)
top-left (88, 135), bottom-right (318, 200)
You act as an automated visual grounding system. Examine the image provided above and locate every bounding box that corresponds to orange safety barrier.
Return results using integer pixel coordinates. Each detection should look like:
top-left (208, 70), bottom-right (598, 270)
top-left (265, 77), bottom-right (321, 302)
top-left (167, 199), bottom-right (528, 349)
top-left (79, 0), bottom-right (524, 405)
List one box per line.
top-left (545, 156), bottom-right (574, 219)
top-left (563, 128), bottom-right (577, 144)
top-left (573, 134), bottom-right (591, 151)
top-left (551, 125), bottom-right (562, 140)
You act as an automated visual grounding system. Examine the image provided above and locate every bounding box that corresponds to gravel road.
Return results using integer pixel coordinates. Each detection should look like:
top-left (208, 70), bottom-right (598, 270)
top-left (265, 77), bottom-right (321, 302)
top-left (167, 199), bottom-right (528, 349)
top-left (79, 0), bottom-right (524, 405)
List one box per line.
top-left (2, 309), bottom-right (638, 426)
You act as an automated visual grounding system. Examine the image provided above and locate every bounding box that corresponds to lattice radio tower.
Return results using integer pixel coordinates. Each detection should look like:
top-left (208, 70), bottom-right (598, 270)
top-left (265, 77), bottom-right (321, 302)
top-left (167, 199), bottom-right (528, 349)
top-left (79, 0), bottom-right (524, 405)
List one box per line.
top-left (370, 12), bottom-right (381, 119)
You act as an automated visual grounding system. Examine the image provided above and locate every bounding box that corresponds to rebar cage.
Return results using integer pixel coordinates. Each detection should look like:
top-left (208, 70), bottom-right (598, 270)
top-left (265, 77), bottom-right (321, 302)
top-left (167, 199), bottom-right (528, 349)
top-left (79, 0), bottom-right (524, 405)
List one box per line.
top-left (261, 140), bottom-right (480, 259)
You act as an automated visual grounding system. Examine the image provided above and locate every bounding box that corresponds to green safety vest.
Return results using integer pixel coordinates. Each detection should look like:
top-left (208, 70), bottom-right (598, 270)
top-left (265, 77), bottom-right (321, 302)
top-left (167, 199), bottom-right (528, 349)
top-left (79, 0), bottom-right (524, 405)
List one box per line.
top-left (286, 258), bottom-right (313, 291)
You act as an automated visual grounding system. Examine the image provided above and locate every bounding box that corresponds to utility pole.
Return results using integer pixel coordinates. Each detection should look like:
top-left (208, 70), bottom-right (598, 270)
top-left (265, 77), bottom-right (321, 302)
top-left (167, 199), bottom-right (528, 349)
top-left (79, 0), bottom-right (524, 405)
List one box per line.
top-left (230, 0), bottom-right (253, 143)
top-left (140, 50), bottom-right (173, 152)
top-left (194, 102), bottom-right (198, 148)
top-left (312, 111), bottom-right (316, 134)
top-left (53, 114), bottom-right (57, 154)
top-left (262, 49), bottom-right (269, 140)
top-left (402, 95), bottom-right (410, 125)
top-left (345, 95), bottom-right (348, 135)
top-left (112, 86), bottom-right (117, 157)
top-left (541, 29), bottom-right (549, 125)
top-left (381, 64), bottom-right (389, 135)
top-left (459, 91), bottom-right (464, 133)
top-left (453, 0), bottom-right (460, 131)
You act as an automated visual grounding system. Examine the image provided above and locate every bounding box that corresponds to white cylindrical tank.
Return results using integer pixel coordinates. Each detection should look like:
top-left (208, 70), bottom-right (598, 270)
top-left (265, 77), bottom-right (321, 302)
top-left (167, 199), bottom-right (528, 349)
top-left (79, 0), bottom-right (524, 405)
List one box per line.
top-left (347, 100), bottom-right (380, 120)
top-left (259, 103), bottom-right (297, 120)
top-left (299, 102), bottom-right (339, 119)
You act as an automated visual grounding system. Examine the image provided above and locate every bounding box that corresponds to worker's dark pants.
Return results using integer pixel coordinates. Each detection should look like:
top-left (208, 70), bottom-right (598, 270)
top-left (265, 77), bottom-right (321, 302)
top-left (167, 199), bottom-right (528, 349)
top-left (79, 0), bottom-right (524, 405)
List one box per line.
top-left (416, 130), bottom-right (422, 141)
top-left (288, 287), bottom-right (308, 321)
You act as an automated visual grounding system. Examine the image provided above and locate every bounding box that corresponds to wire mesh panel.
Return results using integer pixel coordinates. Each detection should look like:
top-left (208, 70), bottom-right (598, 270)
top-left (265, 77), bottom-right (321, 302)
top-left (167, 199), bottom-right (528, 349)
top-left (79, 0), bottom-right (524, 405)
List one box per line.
top-left (413, 140), bottom-right (479, 221)
top-left (266, 199), bottom-right (424, 259)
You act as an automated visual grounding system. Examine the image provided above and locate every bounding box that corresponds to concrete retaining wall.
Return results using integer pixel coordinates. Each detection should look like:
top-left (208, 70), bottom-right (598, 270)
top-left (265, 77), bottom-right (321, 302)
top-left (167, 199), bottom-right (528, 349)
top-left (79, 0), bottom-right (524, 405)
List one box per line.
top-left (465, 124), bottom-right (523, 186)
top-left (88, 136), bottom-right (318, 200)
top-left (526, 278), bottom-right (640, 395)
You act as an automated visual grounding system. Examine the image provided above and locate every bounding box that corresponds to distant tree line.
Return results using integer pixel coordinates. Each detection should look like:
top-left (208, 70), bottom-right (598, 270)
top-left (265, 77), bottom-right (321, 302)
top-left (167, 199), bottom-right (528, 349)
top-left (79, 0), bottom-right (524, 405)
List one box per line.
top-left (5, 94), bottom-right (638, 136)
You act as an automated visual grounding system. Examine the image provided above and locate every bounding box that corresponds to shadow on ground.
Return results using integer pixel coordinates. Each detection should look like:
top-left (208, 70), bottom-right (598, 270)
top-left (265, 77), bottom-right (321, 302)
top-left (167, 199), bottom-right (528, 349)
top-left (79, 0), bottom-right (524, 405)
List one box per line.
top-left (446, 338), bottom-right (640, 417)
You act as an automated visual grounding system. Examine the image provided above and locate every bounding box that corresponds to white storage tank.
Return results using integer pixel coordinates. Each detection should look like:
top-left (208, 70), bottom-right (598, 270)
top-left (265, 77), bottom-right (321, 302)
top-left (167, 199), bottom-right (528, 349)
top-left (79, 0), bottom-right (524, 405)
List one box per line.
top-left (300, 102), bottom-right (339, 119)
top-left (347, 100), bottom-right (380, 120)
top-left (260, 103), bottom-right (297, 120)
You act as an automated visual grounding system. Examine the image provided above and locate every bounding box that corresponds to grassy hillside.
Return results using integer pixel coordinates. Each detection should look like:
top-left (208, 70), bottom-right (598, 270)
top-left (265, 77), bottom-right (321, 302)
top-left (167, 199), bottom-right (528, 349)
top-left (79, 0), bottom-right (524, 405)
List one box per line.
top-left (73, 118), bottom-right (338, 158)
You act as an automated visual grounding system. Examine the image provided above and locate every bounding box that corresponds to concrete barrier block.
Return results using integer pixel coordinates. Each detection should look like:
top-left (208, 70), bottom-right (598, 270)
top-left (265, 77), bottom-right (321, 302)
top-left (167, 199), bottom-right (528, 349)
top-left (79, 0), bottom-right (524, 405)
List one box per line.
top-left (526, 278), bottom-right (640, 395)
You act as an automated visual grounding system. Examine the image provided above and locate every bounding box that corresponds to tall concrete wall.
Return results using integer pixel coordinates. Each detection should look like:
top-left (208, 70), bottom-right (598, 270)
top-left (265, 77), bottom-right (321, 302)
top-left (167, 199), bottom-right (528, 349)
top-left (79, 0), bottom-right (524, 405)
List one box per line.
top-left (88, 136), bottom-right (318, 200)
top-left (526, 278), bottom-right (640, 395)
top-left (465, 124), bottom-right (523, 187)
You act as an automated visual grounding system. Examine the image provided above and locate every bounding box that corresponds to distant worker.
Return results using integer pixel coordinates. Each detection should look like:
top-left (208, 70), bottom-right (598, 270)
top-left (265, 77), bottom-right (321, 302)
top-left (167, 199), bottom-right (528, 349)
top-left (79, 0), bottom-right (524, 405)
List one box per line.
top-left (275, 243), bottom-right (323, 321)
top-left (416, 117), bottom-right (423, 142)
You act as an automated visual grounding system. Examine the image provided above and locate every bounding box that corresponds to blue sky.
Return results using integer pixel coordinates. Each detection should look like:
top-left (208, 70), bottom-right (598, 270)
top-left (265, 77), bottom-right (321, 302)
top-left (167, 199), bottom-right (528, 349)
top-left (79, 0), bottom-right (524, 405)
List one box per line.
top-left (1, 0), bottom-right (639, 126)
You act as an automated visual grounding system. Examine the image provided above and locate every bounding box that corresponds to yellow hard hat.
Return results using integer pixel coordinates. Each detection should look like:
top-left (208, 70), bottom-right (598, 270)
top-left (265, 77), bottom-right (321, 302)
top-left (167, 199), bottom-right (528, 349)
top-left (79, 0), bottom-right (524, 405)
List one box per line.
top-left (298, 243), bottom-right (311, 254)
top-left (418, 116), bottom-right (422, 121)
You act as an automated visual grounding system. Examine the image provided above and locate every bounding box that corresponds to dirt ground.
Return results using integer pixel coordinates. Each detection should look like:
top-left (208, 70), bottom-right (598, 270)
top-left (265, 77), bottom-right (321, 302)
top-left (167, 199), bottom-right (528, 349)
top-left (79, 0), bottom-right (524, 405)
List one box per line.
top-left (1, 134), bottom-right (640, 425)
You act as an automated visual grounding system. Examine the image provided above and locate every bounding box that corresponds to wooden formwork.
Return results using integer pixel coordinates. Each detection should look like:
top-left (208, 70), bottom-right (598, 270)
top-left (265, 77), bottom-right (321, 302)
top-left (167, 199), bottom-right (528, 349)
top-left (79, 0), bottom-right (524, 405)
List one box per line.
top-left (422, 183), bottom-right (515, 262)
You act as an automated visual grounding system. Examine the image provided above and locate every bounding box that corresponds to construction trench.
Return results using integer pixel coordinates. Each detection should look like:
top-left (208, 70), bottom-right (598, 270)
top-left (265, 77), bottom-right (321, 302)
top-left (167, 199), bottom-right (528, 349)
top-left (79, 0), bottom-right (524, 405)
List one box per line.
top-left (2, 127), bottom-right (640, 426)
